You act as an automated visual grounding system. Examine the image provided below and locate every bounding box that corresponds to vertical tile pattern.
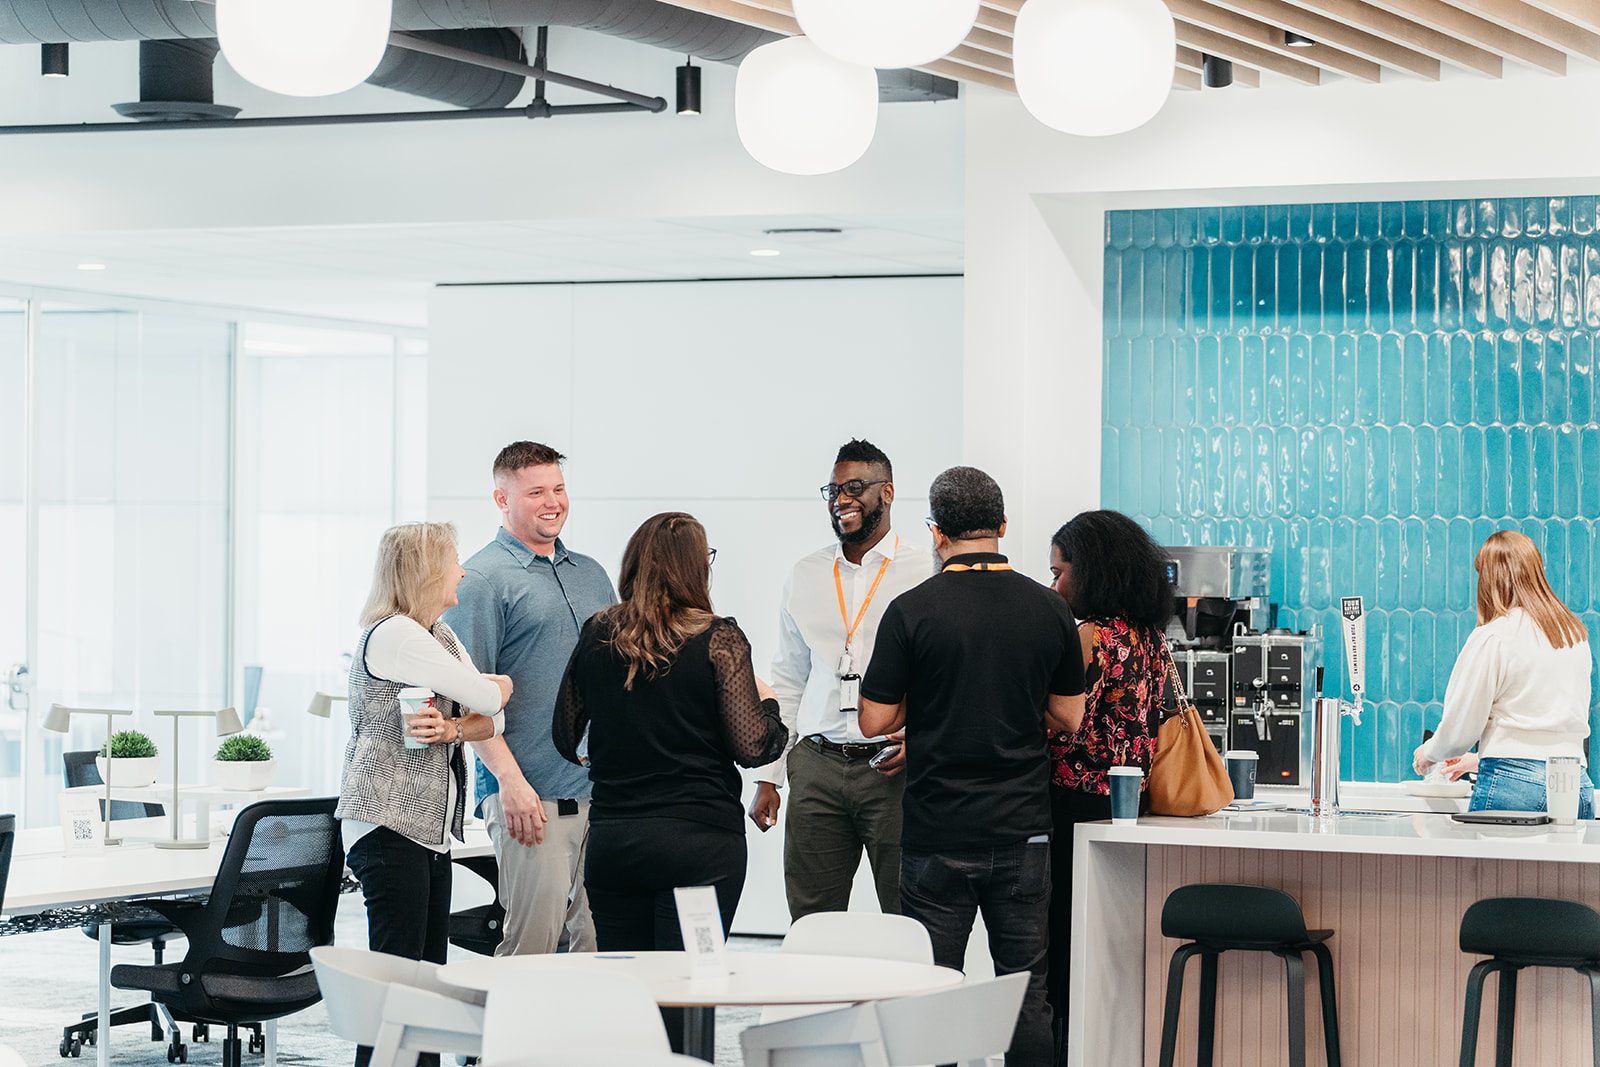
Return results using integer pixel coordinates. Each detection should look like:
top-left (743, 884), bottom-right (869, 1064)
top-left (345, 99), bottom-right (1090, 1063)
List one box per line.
top-left (1141, 845), bottom-right (1600, 1067)
top-left (1105, 199), bottom-right (1600, 783)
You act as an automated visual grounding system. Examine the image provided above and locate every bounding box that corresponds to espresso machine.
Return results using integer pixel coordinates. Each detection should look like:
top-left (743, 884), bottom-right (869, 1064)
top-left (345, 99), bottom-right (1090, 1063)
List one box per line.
top-left (1162, 546), bottom-right (1321, 787)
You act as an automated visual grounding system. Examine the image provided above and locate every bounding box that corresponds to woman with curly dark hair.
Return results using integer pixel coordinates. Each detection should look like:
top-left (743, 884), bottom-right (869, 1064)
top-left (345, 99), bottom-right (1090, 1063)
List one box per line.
top-left (1044, 510), bottom-right (1173, 1059)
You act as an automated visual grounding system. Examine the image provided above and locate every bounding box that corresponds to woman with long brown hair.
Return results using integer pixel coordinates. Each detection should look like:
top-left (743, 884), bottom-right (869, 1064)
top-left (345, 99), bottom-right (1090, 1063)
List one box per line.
top-left (1414, 530), bottom-right (1594, 818)
top-left (553, 512), bottom-right (786, 1021)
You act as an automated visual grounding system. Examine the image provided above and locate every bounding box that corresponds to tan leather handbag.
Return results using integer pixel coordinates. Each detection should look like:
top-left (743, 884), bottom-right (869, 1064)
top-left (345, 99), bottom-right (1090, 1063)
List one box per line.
top-left (1146, 638), bottom-right (1234, 817)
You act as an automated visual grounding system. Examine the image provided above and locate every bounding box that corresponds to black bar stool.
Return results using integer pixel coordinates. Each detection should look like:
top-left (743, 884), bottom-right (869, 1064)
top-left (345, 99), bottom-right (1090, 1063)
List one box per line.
top-left (1157, 883), bottom-right (1342, 1067)
top-left (1457, 897), bottom-right (1600, 1067)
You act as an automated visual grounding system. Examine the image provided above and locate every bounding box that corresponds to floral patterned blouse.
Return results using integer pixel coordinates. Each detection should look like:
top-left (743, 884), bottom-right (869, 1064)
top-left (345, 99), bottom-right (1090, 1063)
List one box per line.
top-left (1049, 615), bottom-right (1168, 794)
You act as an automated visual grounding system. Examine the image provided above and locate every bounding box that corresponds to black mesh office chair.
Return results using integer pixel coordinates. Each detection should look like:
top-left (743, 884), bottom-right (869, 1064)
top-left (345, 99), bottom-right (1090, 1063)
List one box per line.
top-left (111, 797), bottom-right (344, 1067)
top-left (0, 813), bottom-right (15, 907)
top-left (448, 854), bottom-right (506, 957)
top-left (60, 751), bottom-right (187, 1058)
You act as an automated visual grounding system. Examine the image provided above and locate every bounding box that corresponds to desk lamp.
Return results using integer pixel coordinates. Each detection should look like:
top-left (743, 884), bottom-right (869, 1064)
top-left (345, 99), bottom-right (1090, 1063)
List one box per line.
top-left (44, 704), bottom-right (133, 847)
top-left (304, 692), bottom-right (348, 719)
top-left (153, 707), bottom-right (244, 850)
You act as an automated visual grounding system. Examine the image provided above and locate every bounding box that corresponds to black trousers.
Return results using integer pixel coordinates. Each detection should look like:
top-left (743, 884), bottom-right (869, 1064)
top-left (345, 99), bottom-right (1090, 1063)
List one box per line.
top-left (585, 817), bottom-right (746, 1054)
top-left (346, 825), bottom-right (453, 1067)
top-left (1047, 787), bottom-right (1112, 1039)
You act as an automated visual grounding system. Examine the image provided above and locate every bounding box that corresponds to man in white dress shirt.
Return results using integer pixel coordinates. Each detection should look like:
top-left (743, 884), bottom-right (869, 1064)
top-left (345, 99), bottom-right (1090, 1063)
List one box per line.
top-left (747, 439), bottom-right (934, 918)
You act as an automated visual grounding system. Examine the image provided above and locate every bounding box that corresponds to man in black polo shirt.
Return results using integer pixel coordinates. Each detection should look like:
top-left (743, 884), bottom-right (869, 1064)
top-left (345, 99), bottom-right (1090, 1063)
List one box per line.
top-left (859, 466), bottom-right (1084, 1067)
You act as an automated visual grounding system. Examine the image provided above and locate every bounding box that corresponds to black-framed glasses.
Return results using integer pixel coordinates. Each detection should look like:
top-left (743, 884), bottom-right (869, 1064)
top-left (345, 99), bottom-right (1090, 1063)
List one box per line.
top-left (707, 547), bottom-right (718, 565)
top-left (820, 479), bottom-right (888, 501)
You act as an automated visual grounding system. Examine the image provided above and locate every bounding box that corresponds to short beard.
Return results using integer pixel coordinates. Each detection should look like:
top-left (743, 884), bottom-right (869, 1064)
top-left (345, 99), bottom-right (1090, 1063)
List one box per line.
top-left (833, 498), bottom-right (885, 546)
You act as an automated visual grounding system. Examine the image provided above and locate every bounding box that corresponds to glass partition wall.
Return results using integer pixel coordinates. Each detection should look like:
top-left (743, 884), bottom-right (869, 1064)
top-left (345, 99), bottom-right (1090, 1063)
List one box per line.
top-left (1, 294), bottom-right (422, 825)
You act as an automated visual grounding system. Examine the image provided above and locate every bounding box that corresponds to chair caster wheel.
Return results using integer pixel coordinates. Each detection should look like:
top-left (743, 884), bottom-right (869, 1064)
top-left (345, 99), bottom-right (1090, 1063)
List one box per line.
top-left (69, 1038), bottom-right (83, 1058)
top-left (167, 1042), bottom-right (188, 1063)
top-left (193, 1025), bottom-right (209, 1043)
top-left (248, 1033), bottom-right (265, 1055)
top-left (58, 1039), bottom-right (69, 1058)
top-left (85, 1032), bottom-right (96, 1046)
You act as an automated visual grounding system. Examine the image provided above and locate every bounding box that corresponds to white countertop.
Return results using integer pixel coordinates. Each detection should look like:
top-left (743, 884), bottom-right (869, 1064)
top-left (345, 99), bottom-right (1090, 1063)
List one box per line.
top-left (1080, 809), bottom-right (1600, 862)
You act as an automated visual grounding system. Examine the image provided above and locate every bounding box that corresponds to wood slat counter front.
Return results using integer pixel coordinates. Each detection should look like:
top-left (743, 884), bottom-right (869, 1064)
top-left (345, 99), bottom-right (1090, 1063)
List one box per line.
top-left (1070, 811), bottom-right (1600, 1067)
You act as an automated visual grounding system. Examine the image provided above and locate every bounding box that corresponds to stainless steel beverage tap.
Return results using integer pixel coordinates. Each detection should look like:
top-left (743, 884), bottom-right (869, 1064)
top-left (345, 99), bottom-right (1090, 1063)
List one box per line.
top-left (1310, 696), bottom-right (1362, 817)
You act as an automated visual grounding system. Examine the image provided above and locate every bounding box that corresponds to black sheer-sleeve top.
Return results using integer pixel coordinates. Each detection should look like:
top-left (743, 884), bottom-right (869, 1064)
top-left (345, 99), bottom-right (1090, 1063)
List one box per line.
top-left (553, 614), bottom-right (788, 833)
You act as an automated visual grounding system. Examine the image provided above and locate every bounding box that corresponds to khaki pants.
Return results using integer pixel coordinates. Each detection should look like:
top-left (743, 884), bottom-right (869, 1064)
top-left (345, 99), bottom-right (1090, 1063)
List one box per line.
top-left (783, 738), bottom-right (905, 920)
top-left (482, 793), bottom-right (595, 955)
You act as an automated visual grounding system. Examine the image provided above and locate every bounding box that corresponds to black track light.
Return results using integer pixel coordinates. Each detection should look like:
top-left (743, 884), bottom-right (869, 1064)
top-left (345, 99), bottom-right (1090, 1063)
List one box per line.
top-left (1284, 30), bottom-right (1316, 46)
top-left (1202, 53), bottom-right (1233, 88)
top-left (676, 56), bottom-right (701, 115)
top-left (41, 42), bottom-right (68, 78)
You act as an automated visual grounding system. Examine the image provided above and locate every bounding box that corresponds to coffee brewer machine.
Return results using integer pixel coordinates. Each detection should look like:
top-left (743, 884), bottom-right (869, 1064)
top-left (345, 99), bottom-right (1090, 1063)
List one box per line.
top-left (1162, 546), bottom-right (1322, 787)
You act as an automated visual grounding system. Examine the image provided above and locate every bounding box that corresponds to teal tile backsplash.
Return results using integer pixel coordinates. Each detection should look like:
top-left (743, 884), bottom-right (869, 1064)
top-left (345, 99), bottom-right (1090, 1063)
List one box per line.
top-left (1104, 198), bottom-right (1600, 783)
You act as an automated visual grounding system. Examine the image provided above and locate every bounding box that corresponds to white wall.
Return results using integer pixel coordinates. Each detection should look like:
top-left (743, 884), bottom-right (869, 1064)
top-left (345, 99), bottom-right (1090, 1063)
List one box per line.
top-left (427, 274), bottom-right (963, 932)
top-left (963, 65), bottom-right (1600, 557)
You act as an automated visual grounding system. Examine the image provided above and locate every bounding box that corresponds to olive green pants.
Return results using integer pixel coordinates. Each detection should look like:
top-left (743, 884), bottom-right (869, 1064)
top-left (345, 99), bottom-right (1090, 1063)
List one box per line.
top-left (783, 737), bottom-right (905, 920)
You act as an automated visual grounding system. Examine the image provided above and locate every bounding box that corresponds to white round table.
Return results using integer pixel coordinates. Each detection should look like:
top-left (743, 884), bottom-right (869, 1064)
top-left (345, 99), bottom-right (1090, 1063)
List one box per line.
top-left (439, 950), bottom-right (964, 1060)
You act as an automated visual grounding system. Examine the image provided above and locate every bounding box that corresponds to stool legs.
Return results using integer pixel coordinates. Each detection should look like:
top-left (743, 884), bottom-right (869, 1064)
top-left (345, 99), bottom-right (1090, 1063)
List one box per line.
top-left (1196, 953), bottom-right (1218, 1067)
top-left (1495, 968), bottom-right (1518, 1067)
top-left (1309, 942), bottom-right (1343, 1067)
top-left (1585, 968), bottom-right (1600, 1067)
top-left (1159, 943), bottom-right (1207, 1067)
top-left (1276, 950), bottom-right (1307, 1067)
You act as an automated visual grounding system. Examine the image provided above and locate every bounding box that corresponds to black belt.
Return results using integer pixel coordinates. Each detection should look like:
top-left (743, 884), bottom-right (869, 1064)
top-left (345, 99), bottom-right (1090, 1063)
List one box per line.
top-left (805, 735), bottom-right (893, 760)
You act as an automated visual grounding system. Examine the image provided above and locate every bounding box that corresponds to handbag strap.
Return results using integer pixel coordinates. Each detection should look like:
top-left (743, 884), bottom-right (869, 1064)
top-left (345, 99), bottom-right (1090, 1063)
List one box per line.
top-left (1157, 636), bottom-right (1198, 720)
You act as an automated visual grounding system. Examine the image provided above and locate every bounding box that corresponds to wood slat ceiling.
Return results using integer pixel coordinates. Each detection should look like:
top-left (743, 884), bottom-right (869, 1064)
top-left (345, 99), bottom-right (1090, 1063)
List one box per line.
top-left (652, 0), bottom-right (1600, 93)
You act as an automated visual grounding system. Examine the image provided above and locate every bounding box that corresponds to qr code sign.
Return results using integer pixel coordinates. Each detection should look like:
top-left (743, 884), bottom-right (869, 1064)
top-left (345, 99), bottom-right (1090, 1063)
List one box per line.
top-left (70, 816), bottom-right (94, 841)
top-left (694, 926), bottom-right (715, 954)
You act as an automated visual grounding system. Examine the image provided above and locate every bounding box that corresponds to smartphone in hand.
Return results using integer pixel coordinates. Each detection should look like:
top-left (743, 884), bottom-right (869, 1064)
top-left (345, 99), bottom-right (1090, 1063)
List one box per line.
top-left (869, 744), bottom-right (902, 769)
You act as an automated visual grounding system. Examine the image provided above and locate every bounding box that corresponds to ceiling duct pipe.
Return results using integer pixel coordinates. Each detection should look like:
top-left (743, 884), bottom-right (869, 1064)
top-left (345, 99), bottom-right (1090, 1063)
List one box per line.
top-left (367, 28), bottom-right (526, 108)
top-left (113, 37), bottom-right (239, 121)
top-left (0, 0), bottom-right (775, 60)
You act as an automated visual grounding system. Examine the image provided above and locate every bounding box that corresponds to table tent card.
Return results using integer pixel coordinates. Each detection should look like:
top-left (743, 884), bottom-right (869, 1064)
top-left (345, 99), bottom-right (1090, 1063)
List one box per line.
top-left (674, 885), bottom-right (729, 978)
top-left (59, 791), bottom-right (104, 852)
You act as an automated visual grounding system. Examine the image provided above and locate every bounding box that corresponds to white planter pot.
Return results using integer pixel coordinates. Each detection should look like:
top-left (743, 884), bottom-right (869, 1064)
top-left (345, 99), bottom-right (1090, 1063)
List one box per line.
top-left (212, 758), bottom-right (276, 792)
top-left (95, 755), bottom-right (161, 789)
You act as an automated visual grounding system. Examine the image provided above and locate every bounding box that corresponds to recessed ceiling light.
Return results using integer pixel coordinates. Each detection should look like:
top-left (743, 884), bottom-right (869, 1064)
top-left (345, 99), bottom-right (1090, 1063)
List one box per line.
top-left (750, 249), bottom-right (782, 257)
top-left (76, 263), bottom-right (106, 270)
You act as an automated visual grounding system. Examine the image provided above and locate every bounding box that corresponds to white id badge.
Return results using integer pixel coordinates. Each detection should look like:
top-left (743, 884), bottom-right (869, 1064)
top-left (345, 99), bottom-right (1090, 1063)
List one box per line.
top-left (837, 648), bottom-right (853, 675)
top-left (839, 673), bottom-right (860, 714)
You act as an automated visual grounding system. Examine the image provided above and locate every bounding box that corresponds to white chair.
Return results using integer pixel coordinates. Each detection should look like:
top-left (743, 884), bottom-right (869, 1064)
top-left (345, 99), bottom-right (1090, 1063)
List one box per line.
top-left (741, 972), bottom-right (1028, 1067)
top-left (762, 912), bottom-right (935, 1023)
top-left (481, 968), bottom-right (704, 1067)
top-left (309, 946), bottom-right (485, 1067)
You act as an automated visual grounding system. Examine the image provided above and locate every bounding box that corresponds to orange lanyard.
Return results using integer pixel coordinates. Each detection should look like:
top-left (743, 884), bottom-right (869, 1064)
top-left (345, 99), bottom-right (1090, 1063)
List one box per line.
top-left (942, 562), bottom-right (1013, 572)
top-left (834, 539), bottom-right (895, 649)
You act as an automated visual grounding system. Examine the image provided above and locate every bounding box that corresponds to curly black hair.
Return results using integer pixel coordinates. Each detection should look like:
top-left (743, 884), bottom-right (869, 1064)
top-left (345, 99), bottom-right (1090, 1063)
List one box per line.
top-left (1050, 510), bottom-right (1173, 629)
top-left (835, 438), bottom-right (892, 480)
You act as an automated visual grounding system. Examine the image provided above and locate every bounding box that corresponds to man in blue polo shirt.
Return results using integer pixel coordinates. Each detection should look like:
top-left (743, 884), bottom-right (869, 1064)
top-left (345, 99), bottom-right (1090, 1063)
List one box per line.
top-left (445, 441), bottom-right (617, 956)
top-left (860, 465), bottom-right (1085, 1067)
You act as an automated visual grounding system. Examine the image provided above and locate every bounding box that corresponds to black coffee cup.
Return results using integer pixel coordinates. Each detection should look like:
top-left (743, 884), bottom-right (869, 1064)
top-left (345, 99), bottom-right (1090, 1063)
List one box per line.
top-left (1225, 750), bottom-right (1258, 801)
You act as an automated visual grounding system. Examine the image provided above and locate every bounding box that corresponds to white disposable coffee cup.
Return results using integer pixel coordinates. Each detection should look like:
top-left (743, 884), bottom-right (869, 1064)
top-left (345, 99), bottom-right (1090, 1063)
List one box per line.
top-left (1108, 766), bottom-right (1143, 824)
top-left (1547, 755), bottom-right (1581, 826)
top-left (397, 687), bottom-right (433, 750)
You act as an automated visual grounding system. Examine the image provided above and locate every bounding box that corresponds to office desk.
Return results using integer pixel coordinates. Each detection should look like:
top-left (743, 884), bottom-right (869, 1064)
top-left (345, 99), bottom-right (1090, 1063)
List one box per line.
top-left (3, 814), bottom-right (492, 1067)
top-left (62, 784), bottom-right (313, 846)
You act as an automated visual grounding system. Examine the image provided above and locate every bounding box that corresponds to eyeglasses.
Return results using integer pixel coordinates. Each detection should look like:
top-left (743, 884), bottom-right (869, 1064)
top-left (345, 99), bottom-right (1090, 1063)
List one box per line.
top-left (820, 479), bottom-right (888, 501)
top-left (707, 547), bottom-right (718, 565)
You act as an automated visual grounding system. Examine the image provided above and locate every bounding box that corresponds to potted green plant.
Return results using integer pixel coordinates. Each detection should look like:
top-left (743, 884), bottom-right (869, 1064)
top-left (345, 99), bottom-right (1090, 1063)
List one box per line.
top-left (96, 730), bottom-right (161, 788)
top-left (212, 734), bottom-right (276, 791)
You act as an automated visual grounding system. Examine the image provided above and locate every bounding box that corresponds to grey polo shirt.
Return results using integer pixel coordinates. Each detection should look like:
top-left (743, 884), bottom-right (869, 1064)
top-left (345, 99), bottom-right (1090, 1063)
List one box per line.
top-left (444, 528), bottom-right (617, 811)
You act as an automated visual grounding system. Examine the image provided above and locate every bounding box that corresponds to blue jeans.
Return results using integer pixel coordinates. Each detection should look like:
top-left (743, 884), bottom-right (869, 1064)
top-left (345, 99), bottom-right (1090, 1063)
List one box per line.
top-left (900, 839), bottom-right (1053, 1067)
top-left (1470, 757), bottom-right (1595, 819)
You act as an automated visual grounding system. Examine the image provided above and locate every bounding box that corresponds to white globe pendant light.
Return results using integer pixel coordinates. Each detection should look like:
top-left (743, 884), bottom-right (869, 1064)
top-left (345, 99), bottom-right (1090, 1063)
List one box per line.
top-left (793, 0), bottom-right (980, 69)
top-left (219, 0), bottom-right (393, 97)
top-left (735, 37), bottom-right (878, 176)
top-left (1013, 0), bottom-right (1174, 137)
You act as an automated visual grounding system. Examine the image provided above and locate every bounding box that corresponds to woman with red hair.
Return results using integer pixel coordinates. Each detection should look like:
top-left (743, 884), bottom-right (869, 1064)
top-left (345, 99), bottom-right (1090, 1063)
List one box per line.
top-left (1414, 530), bottom-right (1594, 818)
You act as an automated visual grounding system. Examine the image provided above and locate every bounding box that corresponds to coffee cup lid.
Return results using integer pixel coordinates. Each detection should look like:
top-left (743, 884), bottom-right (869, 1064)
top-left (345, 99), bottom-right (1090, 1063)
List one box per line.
top-left (1224, 750), bottom-right (1259, 760)
top-left (1108, 765), bottom-right (1143, 776)
top-left (398, 687), bottom-right (432, 700)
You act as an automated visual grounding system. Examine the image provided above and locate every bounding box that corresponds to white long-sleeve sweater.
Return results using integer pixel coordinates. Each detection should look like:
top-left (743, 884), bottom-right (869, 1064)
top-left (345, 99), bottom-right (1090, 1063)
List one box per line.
top-left (1422, 608), bottom-right (1594, 766)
